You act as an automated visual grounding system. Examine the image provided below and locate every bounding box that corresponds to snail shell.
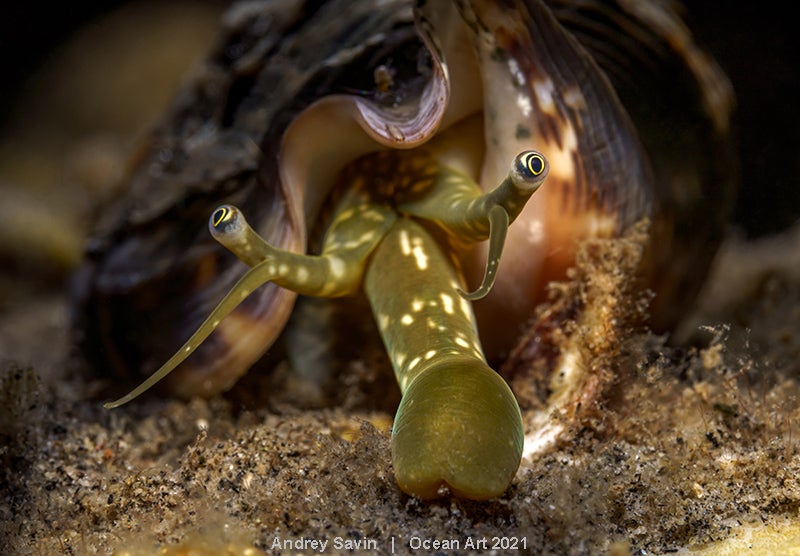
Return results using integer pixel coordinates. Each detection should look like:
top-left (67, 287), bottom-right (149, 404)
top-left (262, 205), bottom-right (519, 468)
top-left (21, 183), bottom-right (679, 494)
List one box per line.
top-left (75, 0), bottom-right (434, 396)
top-left (75, 1), bottom-right (735, 403)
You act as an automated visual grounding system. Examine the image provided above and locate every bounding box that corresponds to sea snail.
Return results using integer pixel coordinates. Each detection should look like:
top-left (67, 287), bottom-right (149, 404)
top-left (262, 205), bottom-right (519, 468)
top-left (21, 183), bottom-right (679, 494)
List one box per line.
top-left (75, 0), bottom-right (736, 500)
top-left (106, 148), bottom-right (548, 499)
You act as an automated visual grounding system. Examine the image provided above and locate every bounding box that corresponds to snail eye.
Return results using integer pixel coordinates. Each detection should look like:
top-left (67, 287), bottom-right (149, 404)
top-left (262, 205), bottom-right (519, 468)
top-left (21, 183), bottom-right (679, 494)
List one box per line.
top-left (211, 205), bottom-right (236, 231)
top-left (517, 151), bottom-right (546, 178)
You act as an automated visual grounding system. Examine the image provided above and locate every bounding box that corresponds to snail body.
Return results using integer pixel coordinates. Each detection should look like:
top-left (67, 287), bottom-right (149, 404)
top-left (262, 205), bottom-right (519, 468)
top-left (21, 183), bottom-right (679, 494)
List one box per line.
top-left (76, 0), bottom-right (735, 499)
top-left (105, 146), bottom-right (549, 500)
top-left (366, 217), bottom-right (524, 500)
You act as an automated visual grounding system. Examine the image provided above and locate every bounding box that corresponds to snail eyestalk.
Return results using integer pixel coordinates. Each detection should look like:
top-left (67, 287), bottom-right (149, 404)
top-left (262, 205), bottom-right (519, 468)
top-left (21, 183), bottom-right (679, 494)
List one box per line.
top-left (104, 196), bottom-right (396, 408)
top-left (458, 204), bottom-right (508, 300)
top-left (458, 151), bottom-right (548, 299)
top-left (209, 205), bottom-right (277, 267)
top-left (396, 150), bottom-right (548, 300)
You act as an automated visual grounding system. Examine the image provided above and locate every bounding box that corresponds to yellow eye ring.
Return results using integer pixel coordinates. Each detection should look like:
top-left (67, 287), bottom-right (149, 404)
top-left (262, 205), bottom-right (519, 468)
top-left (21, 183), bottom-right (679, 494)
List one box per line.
top-left (211, 206), bottom-right (231, 229)
top-left (524, 152), bottom-right (545, 176)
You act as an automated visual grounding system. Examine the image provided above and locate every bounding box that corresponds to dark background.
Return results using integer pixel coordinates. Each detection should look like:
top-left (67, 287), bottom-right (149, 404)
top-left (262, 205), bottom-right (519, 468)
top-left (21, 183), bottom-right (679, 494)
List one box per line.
top-left (1, 1), bottom-right (797, 237)
top-left (688, 3), bottom-right (799, 237)
top-left (0, 1), bottom-right (128, 118)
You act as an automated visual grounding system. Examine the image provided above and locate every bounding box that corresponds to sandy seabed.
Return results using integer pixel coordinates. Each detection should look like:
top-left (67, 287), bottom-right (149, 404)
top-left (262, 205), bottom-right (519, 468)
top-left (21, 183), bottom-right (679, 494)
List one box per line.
top-left (1, 221), bottom-right (800, 555)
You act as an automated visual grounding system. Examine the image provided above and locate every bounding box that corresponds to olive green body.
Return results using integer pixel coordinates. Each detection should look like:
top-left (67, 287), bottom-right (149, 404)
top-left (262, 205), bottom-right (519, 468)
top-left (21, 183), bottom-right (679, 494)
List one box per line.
top-left (365, 218), bottom-right (523, 499)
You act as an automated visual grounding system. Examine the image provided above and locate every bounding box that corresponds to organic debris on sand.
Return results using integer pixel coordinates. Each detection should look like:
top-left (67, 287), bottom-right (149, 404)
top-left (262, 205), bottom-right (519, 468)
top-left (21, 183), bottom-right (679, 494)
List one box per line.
top-left (2, 224), bottom-right (800, 555)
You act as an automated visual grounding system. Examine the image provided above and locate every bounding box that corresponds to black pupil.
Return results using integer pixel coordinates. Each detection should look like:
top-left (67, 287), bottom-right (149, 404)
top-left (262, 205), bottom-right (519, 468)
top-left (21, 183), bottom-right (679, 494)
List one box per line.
top-left (528, 154), bottom-right (543, 175)
top-left (213, 208), bottom-right (227, 227)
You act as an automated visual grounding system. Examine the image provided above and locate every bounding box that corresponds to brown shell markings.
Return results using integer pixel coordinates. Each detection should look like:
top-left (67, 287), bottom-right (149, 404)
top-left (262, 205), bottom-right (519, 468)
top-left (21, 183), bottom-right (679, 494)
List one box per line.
top-left (74, 0), bottom-right (735, 431)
